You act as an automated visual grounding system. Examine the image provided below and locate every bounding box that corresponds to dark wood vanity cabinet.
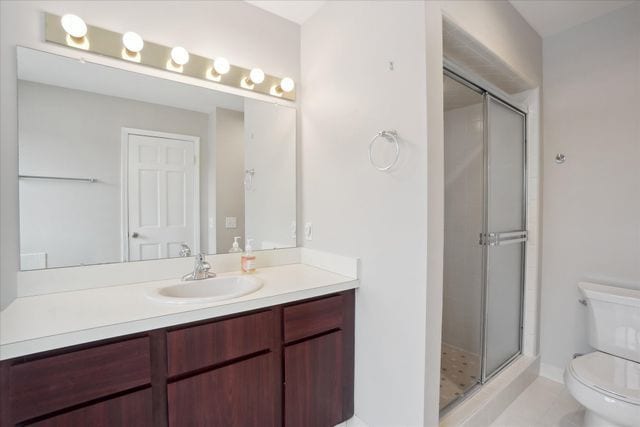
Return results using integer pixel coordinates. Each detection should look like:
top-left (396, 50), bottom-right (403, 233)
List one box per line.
top-left (0, 290), bottom-right (355, 427)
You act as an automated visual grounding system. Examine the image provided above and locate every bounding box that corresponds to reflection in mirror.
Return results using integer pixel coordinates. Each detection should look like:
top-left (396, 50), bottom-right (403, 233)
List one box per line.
top-left (17, 47), bottom-right (296, 270)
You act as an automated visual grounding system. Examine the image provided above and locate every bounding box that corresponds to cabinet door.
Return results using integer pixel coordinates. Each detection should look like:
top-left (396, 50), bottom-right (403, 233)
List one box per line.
top-left (284, 331), bottom-right (344, 427)
top-left (167, 352), bottom-right (278, 427)
top-left (27, 389), bottom-right (152, 427)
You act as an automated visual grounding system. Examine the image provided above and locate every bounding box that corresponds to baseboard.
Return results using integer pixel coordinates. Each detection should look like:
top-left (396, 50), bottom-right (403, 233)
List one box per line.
top-left (539, 362), bottom-right (565, 384)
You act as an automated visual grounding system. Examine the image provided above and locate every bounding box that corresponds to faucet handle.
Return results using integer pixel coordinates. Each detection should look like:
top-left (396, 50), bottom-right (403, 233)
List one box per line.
top-left (179, 243), bottom-right (192, 257)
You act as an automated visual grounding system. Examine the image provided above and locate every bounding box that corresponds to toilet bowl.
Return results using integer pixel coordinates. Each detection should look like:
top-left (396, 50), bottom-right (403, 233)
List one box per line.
top-left (564, 282), bottom-right (640, 427)
top-left (564, 352), bottom-right (640, 427)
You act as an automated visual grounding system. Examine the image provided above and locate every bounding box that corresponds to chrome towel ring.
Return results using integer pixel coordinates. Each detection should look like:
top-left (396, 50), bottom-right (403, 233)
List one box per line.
top-left (369, 130), bottom-right (399, 171)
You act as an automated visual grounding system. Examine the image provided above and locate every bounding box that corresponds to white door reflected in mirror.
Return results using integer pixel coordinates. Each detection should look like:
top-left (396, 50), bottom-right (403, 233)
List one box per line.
top-left (16, 47), bottom-right (296, 272)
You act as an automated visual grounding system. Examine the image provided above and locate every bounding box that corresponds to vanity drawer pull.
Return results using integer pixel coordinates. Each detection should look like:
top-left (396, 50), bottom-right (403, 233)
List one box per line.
top-left (9, 337), bottom-right (151, 423)
top-left (166, 310), bottom-right (275, 377)
top-left (284, 295), bottom-right (344, 343)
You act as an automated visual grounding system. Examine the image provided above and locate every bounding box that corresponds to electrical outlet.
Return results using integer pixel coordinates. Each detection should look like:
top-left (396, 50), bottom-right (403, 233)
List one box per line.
top-left (290, 221), bottom-right (297, 239)
top-left (304, 222), bottom-right (313, 241)
top-left (225, 217), bottom-right (237, 229)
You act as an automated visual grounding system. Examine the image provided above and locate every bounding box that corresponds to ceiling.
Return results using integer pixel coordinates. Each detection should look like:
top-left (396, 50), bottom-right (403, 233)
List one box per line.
top-left (509, 0), bottom-right (635, 38)
top-left (245, 1), bottom-right (326, 24)
top-left (245, 1), bottom-right (635, 36)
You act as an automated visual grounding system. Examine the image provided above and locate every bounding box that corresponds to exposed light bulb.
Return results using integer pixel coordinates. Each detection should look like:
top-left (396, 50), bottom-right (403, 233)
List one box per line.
top-left (280, 77), bottom-right (295, 93)
top-left (213, 57), bottom-right (230, 75)
top-left (249, 68), bottom-right (265, 84)
top-left (61, 14), bottom-right (87, 38)
top-left (122, 32), bottom-right (144, 53)
top-left (171, 46), bottom-right (189, 65)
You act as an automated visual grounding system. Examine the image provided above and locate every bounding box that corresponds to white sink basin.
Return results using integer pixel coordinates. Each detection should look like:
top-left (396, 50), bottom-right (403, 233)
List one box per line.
top-left (148, 275), bottom-right (262, 304)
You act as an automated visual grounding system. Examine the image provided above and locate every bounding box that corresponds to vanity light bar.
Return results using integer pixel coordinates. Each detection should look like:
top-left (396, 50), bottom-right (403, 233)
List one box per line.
top-left (44, 12), bottom-right (296, 101)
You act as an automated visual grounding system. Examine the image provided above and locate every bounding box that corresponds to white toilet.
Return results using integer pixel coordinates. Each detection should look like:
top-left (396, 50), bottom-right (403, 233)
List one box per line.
top-left (564, 282), bottom-right (640, 427)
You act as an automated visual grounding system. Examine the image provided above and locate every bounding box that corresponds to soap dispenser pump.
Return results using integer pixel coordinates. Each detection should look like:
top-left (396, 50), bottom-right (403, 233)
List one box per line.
top-left (229, 236), bottom-right (242, 253)
top-left (241, 238), bottom-right (256, 273)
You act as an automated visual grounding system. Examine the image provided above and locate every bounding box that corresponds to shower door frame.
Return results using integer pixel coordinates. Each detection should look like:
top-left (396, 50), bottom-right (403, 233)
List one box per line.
top-left (442, 67), bottom-right (527, 386)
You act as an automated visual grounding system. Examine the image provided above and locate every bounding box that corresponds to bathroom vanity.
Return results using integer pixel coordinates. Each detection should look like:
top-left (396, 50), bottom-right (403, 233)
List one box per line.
top-left (3, 35), bottom-right (357, 427)
top-left (0, 285), bottom-right (355, 426)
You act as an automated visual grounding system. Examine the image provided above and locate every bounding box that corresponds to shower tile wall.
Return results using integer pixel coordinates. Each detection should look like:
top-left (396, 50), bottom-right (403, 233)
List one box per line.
top-left (443, 103), bottom-right (484, 356)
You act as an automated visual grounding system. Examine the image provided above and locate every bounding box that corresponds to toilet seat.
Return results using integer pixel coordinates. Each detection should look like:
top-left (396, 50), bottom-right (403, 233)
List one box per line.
top-left (565, 352), bottom-right (640, 427)
top-left (568, 352), bottom-right (640, 405)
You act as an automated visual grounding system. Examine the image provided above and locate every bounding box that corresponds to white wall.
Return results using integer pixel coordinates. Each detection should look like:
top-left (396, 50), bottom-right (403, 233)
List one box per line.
top-left (0, 0), bottom-right (300, 308)
top-left (215, 108), bottom-right (245, 252)
top-left (18, 80), bottom-right (209, 269)
top-left (301, 2), bottom-right (429, 425)
top-left (540, 2), bottom-right (640, 378)
top-left (440, 0), bottom-right (542, 87)
top-left (300, 1), bottom-right (542, 424)
top-left (442, 103), bottom-right (484, 355)
top-left (244, 99), bottom-right (296, 250)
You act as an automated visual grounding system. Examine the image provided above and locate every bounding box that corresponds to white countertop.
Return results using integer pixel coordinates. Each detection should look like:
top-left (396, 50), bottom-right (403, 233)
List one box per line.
top-left (0, 263), bottom-right (358, 360)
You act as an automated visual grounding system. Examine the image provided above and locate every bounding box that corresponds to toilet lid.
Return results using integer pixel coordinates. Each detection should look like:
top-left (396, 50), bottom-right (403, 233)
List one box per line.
top-left (571, 352), bottom-right (640, 404)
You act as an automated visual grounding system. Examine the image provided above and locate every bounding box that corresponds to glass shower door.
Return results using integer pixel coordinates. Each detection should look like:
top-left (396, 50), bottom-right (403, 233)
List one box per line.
top-left (481, 95), bottom-right (527, 380)
top-left (441, 72), bottom-right (485, 410)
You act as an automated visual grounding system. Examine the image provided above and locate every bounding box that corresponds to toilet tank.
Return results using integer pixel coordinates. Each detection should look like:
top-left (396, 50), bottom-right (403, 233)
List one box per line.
top-left (579, 282), bottom-right (640, 363)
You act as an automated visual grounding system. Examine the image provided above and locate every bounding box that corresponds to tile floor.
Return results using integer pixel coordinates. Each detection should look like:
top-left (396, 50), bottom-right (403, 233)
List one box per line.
top-left (440, 343), bottom-right (481, 410)
top-left (490, 377), bottom-right (585, 427)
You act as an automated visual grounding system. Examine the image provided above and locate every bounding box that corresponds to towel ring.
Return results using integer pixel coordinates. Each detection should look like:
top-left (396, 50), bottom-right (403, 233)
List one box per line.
top-left (369, 130), bottom-right (399, 171)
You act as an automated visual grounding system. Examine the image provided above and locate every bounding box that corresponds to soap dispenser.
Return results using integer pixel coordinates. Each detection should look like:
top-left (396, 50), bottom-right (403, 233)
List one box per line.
top-left (229, 236), bottom-right (243, 253)
top-left (241, 238), bottom-right (256, 273)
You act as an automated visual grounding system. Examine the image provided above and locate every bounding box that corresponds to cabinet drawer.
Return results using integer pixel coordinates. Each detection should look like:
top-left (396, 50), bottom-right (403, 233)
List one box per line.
top-left (166, 310), bottom-right (274, 377)
top-left (10, 337), bottom-right (151, 424)
top-left (27, 388), bottom-right (153, 427)
top-left (284, 295), bottom-right (343, 343)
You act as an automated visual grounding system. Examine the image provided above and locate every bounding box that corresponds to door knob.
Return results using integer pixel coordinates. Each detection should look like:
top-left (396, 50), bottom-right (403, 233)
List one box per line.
top-left (131, 232), bottom-right (140, 238)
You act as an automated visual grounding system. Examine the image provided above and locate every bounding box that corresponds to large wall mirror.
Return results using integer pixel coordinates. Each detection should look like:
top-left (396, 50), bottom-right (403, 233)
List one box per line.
top-left (17, 47), bottom-right (296, 270)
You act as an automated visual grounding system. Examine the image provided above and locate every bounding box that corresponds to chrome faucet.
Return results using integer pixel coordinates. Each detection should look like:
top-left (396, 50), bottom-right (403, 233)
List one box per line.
top-left (179, 243), bottom-right (192, 257)
top-left (181, 250), bottom-right (216, 281)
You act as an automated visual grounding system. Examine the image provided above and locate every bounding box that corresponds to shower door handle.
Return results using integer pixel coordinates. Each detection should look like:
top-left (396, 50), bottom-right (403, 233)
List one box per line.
top-left (479, 231), bottom-right (527, 246)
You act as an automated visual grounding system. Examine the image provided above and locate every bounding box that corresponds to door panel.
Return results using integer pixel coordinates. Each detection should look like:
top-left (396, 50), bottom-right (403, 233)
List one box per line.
top-left (486, 98), bottom-right (525, 232)
top-left (482, 95), bottom-right (526, 380)
top-left (284, 331), bottom-right (343, 427)
top-left (441, 73), bottom-right (485, 409)
top-left (127, 132), bottom-right (197, 261)
top-left (167, 353), bottom-right (278, 427)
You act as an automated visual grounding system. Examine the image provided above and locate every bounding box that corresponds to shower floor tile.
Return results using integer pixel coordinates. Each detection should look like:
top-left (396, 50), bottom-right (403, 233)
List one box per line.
top-left (440, 343), bottom-right (480, 410)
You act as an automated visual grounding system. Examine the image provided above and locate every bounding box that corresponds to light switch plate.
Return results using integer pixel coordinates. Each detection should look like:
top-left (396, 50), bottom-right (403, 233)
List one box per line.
top-left (225, 217), bottom-right (237, 229)
top-left (304, 222), bottom-right (313, 241)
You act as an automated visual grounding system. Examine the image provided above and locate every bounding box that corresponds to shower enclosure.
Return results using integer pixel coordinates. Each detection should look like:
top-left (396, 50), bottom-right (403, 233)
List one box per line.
top-left (440, 69), bottom-right (527, 411)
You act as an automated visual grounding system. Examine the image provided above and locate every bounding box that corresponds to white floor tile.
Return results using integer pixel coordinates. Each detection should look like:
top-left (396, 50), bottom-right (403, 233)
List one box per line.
top-left (489, 377), bottom-right (585, 427)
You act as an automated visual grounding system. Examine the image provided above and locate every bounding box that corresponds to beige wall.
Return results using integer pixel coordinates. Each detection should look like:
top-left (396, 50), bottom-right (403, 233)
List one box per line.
top-left (215, 108), bottom-right (245, 253)
top-left (540, 2), bottom-right (640, 379)
top-left (0, 1), bottom-right (300, 308)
